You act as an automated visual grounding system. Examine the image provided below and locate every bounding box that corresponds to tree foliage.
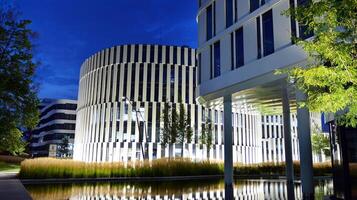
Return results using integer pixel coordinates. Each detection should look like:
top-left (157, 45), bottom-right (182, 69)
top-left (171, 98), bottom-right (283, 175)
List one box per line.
top-left (284, 0), bottom-right (357, 127)
top-left (311, 126), bottom-right (330, 158)
top-left (0, 2), bottom-right (39, 155)
top-left (161, 102), bottom-right (193, 158)
top-left (0, 128), bottom-right (26, 155)
top-left (200, 117), bottom-right (213, 159)
top-left (177, 102), bottom-right (193, 157)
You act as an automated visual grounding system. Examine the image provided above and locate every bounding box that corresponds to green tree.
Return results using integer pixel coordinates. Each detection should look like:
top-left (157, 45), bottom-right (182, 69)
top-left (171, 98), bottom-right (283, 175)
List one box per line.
top-left (0, 128), bottom-right (26, 155)
top-left (200, 117), bottom-right (213, 160)
top-left (311, 127), bottom-right (330, 160)
top-left (0, 2), bottom-right (39, 155)
top-left (58, 135), bottom-right (70, 158)
top-left (160, 103), bottom-right (179, 159)
top-left (161, 103), bottom-right (171, 149)
top-left (283, 0), bottom-right (357, 127)
top-left (177, 102), bottom-right (193, 158)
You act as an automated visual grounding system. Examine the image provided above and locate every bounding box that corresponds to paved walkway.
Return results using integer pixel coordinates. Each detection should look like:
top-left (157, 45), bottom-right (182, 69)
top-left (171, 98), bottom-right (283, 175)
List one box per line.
top-left (0, 173), bottom-right (32, 200)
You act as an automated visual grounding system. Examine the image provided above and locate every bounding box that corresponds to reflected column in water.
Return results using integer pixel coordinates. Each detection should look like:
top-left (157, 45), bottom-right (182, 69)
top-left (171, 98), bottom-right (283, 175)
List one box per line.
top-left (225, 184), bottom-right (234, 200)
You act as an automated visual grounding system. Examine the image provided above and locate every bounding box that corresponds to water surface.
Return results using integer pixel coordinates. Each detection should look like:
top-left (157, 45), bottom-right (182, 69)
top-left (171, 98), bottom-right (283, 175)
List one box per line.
top-left (24, 178), bottom-right (333, 200)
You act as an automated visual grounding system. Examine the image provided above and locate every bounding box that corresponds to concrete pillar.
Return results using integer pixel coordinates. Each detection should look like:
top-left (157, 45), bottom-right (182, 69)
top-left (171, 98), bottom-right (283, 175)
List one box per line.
top-left (296, 90), bottom-right (314, 199)
top-left (224, 94), bottom-right (233, 186)
top-left (282, 86), bottom-right (295, 200)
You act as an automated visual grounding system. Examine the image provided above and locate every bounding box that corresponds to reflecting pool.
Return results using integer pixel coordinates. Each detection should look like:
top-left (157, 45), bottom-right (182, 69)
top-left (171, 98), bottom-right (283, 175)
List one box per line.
top-left (24, 178), bottom-right (333, 200)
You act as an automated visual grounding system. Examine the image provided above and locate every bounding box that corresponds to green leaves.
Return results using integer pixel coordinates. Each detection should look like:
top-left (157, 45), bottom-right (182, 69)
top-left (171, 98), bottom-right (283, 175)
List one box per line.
top-left (0, 128), bottom-right (26, 155)
top-left (284, 0), bottom-right (357, 127)
top-left (0, 3), bottom-right (39, 151)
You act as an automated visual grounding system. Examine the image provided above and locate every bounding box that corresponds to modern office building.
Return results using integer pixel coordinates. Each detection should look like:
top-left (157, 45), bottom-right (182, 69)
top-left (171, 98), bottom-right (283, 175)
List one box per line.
top-left (196, 0), bottom-right (316, 197)
top-left (73, 44), bottom-right (263, 163)
top-left (29, 99), bottom-right (77, 157)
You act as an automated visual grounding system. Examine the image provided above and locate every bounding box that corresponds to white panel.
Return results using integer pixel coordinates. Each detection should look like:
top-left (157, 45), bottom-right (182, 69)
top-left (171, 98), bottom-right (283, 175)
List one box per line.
top-left (273, 0), bottom-right (291, 51)
top-left (201, 46), bottom-right (211, 82)
top-left (215, 0), bottom-right (225, 34)
top-left (220, 34), bottom-right (232, 74)
top-left (237, 0), bottom-right (249, 19)
top-left (198, 11), bottom-right (206, 46)
top-left (243, 20), bottom-right (258, 64)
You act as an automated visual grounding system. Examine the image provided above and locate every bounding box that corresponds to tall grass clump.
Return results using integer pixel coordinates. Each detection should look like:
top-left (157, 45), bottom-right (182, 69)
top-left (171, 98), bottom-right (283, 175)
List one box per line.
top-left (234, 161), bottom-right (332, 176)
top-left (20, 158), bottom-right (224, 179)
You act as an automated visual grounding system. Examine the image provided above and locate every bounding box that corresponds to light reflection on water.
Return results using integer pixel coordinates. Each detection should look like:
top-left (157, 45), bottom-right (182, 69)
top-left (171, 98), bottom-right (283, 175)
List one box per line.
top-left (24, 179), bottom-right (333, 200)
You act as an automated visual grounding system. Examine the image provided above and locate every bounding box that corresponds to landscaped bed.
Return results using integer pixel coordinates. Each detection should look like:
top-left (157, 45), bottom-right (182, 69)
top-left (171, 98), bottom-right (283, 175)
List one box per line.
top-left (19, 158), bottom-right (332, 179)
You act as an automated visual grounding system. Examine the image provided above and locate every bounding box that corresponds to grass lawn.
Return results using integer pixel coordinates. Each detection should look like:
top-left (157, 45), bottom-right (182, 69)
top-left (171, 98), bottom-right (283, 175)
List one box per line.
top-left (0, 161), bottom-right (20, 173)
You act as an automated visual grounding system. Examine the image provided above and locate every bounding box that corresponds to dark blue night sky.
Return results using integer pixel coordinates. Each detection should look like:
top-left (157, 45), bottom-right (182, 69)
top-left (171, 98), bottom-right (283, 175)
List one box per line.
top-left (18, 0), bottom-right (197, 100)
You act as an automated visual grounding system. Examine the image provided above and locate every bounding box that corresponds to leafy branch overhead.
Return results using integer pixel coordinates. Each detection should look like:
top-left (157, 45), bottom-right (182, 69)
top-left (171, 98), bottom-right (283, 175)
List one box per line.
top-left (283, 0), bottom-right (357, 127)
top-left (0, 3), bottom-right (39, 155)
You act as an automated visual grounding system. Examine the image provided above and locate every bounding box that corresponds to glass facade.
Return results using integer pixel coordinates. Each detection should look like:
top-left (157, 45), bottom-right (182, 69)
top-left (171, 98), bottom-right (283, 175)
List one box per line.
top-left (214, 41), bottom-right (221, 78)
top-left (206, 5), bottom-right (213, 40)
top-left (235, 27), bottom-right (244, 68)
top-left (226, 0), bottom-right (233, 28)
top-left (262, 10), bottom-right (274, 56)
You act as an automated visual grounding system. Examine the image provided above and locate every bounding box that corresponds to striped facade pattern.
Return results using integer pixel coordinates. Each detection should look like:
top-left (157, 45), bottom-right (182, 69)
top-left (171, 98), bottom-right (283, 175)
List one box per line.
top-left (261, 114), bottom-right (299, 163)
top-left (73, 44), bottom-right (262, 163)
top-left (261, 113), bottom-right (329, 163)
top-left (30, 99), bottom-right (77, 157)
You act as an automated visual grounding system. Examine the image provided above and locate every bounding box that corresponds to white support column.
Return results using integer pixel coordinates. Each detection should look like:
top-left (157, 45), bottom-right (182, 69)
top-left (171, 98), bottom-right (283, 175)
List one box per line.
top-left (282, 85), bottom-right (294, 200)
top-left (224, 94), bottom-right (233, 186)
top-left (296, 90), bottom-right (314, 199)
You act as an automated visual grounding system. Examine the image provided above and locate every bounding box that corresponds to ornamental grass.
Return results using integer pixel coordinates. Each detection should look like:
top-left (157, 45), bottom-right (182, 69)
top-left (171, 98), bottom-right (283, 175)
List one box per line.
top-left (20, 158), bottom-right (332, 179)
top-left (19, 158), bottom-right (224, 179)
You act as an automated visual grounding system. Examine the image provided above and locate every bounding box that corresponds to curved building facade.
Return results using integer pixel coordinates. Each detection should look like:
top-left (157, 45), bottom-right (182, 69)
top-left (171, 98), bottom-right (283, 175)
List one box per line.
top-left (74, 44), bottom-right (262, 163)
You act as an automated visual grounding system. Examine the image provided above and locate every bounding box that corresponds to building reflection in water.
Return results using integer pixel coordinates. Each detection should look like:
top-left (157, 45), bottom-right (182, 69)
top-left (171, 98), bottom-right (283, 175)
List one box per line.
top-left (25, 179), bottom-right (333, 200)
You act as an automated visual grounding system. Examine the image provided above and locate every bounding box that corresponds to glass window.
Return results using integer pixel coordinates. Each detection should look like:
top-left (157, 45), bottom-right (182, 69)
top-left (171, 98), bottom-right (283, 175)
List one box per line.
top-left (134, 45), bottom-right (139, 62)
top-left (142, 45), bottom-right (147, 63)
top-left (226, 0), bottom-right (233, 28)
top-left (123, 64), bottom-right (128, 98)
top-left (119, 46), bottom-right (124, 63)
top-left (250, 0), bottom-right (260, 12)
top-left (262, 10), bottom-right (274, 56)
top-left (146, 65), bottom-right (152, 101)
top-left (158, 46), bottom-right (162, 63)
top-left (256, 17), bottom-right (262, 59)
top-left (173, 47), bottom-right (177, 64)
top-left (206, 5), bottom-right (213, 40)
top-left (297, 0), bottom-right (313, 39)
top-left (150, 46), bottom-right (155, 63)
top-left (138, 64), bottom-right (144, 101)
top-left (130, 65), bottom-right (136, 100)
top-left (235, 27), bottom-right (244, 68)
top-left (198, 53), bottom-right (202, 84)
top-left (289, 0), bottom-right (297, 41)
top-left (181, 47), bottom-right (185, 65)
top-left (127, 45), bottom-right (131, 63)
top-left (165, 46), bottom-right (170, 63)
top-left (213, 41), bottom-right (221, 78)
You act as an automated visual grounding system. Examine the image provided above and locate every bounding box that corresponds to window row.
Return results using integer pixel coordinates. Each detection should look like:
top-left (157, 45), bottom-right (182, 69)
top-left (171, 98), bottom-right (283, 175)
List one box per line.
top-left (207, 9), bottom-right (274, 80)
top-left (32, 123), bottom-right (76, 135)
top-left (204, 0), bottom-right (312, 41)
top-left (39, 113), bottom-right (76, 125)
top-left (40, 104), bottom-right (77, 118)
